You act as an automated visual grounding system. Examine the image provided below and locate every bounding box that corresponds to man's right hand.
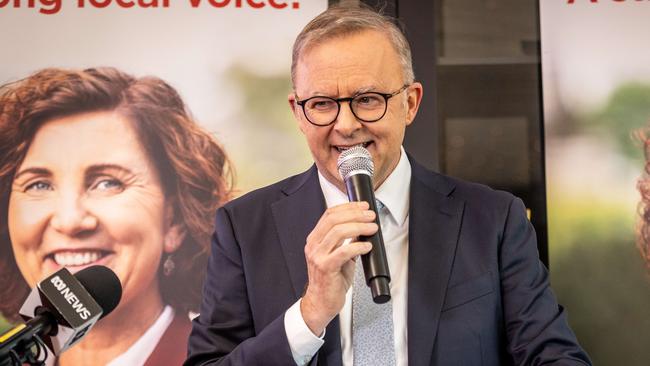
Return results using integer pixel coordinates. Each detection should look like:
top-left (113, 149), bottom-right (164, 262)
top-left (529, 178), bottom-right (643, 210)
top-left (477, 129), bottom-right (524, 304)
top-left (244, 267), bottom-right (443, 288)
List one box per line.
top-left (300, 201), bottom-right (378, 336)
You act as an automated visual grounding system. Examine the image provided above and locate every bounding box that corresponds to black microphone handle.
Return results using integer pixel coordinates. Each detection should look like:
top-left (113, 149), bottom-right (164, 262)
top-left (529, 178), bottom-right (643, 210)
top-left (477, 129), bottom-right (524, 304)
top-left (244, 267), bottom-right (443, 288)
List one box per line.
top-left (344, 173), bottom-right (391, 304)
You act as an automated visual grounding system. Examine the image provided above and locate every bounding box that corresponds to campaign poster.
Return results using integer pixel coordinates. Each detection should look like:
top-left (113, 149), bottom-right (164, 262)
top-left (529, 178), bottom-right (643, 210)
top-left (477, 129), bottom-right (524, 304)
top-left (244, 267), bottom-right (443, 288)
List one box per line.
top-left (541, 1), bottom-right (650, 364)
top-left (0, 1), bottom-right (326, 363)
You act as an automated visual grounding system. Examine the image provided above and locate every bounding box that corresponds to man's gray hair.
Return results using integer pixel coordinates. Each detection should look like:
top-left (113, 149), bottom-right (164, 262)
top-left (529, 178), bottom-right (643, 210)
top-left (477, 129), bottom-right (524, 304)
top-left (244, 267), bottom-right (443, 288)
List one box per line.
top-left (291, 4), bottom-right (415, 87)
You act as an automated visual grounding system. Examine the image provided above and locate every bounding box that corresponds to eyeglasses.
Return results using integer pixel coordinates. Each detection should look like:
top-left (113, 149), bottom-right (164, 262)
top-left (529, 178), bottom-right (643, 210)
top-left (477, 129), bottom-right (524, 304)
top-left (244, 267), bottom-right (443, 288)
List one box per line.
top-left (295, 84), bottom-right (410, 126)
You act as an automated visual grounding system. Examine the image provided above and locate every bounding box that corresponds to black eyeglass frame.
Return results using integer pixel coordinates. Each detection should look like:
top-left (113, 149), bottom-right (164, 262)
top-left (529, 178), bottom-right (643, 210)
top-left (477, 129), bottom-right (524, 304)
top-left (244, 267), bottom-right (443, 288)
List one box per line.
top-left (295, 84), bottom-right (411, 126)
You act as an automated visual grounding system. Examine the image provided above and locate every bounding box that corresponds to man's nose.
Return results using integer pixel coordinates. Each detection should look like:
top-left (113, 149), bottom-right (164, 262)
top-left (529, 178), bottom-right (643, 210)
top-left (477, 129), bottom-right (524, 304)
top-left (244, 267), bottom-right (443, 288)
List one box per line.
top-left (50, 193), bottom-right (98, 236)
top-left (333, 101), bottom-right (363, 136)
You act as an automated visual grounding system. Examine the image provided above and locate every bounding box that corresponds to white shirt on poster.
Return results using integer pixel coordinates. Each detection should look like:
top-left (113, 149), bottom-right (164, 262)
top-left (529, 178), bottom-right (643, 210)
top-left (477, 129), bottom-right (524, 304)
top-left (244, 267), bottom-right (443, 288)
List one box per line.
top-left (43, 304), bottom-right (174, 366)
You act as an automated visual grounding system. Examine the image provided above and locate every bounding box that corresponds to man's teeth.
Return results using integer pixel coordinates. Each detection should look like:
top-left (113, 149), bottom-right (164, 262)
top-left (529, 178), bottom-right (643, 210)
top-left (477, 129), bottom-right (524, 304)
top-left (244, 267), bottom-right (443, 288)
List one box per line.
top-left (53, 251), bottom-right (103, 266)
top-left (336, 142), bottom-right (370, 152)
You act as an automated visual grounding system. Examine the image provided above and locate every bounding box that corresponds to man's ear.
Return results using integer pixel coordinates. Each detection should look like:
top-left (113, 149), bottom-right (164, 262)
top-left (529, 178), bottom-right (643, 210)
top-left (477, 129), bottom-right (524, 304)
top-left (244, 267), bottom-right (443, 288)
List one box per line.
top-left (288, 92), bottom-right (307, 134)
top-left (405, 82), bottom-right (424, 126)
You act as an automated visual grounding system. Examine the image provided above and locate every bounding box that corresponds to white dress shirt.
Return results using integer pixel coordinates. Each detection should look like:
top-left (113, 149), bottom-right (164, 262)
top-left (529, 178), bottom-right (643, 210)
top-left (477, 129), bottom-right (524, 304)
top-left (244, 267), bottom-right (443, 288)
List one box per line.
top-left (285, 146), bottom-right (411, 366)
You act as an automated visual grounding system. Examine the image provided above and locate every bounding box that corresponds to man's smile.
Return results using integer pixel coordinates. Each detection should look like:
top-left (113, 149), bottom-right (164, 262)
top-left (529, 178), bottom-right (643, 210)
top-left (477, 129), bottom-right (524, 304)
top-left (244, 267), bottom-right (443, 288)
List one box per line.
top-left (333, 141), bottom-right (373, 153)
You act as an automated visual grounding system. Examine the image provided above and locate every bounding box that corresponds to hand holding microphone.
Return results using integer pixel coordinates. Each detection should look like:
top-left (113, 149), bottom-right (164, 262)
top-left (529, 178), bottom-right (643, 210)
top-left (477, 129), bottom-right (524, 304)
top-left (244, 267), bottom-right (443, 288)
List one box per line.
top-left (0, 265), bottom-right (122, 365)
top-left (300, 146), bottom-right (390, 335)
top-left (337, 146), bottom-right (391, 304)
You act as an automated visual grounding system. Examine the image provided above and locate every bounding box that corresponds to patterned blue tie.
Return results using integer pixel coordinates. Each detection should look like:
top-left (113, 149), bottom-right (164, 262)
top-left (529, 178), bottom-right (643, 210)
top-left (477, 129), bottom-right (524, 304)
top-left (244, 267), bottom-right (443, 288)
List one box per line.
top-left (352, 200), bottom-right (396, 365)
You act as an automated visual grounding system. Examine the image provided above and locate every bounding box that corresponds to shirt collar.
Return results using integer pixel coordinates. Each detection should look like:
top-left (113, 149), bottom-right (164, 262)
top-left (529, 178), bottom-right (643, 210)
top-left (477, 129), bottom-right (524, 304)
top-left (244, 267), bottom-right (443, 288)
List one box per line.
top-left (106, 305), bottom-right (175, 366)
top-left (318, 146), bottom-right (411, 226)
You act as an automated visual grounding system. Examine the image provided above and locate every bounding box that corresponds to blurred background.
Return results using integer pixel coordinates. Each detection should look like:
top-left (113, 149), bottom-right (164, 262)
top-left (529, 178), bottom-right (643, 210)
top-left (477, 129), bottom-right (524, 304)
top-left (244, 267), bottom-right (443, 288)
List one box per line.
top-left (541, 2), bottom-right (650, 364)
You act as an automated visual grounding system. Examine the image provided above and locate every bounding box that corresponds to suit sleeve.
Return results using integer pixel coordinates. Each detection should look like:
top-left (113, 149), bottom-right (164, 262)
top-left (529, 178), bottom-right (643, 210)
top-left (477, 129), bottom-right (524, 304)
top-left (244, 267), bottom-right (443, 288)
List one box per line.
top-left (184, 207), bottom-right (297, 366)
top-left (499, 197), bottom-right (592, 366)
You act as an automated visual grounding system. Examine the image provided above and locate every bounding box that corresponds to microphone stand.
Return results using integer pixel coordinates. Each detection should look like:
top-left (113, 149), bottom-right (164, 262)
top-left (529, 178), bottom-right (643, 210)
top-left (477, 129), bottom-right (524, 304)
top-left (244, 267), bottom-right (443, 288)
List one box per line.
top-left (0, 337), bottom-right (48, 366)
top-left (0, 315), bottom-right (54, 366)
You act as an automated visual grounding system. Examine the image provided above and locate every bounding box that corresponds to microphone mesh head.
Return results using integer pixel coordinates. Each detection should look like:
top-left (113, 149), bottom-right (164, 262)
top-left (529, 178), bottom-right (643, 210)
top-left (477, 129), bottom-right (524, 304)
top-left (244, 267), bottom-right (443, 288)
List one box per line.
top-left (337, 145), bottom-right (374, 180)
top-left (75, 265), bottom-right (122, 319)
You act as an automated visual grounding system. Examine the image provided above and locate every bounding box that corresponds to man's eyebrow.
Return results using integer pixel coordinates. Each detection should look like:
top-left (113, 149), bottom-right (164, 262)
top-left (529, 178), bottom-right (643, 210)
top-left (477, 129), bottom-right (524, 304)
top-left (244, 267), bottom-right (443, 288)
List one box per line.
top-left (13, 167), bottom-right (51, 181)
top-left (308, 86), bottom-right (380, 98)
top-left (354, 86), bottom-right (378, 94)
top-left (305, 90), bottom-right (332, 97)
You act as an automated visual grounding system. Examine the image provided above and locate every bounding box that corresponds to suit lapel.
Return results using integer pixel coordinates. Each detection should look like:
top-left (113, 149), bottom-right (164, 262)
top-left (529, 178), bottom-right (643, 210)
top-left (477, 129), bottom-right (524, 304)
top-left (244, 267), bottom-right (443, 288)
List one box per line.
top-left (271, 166), bottom-right (343, 366)
top-left (407, 162), bottom-right (464, 366)
top-left (270, 161), bottom-right (463, 366)
top-left (271, 165), bottom-right (325, 299)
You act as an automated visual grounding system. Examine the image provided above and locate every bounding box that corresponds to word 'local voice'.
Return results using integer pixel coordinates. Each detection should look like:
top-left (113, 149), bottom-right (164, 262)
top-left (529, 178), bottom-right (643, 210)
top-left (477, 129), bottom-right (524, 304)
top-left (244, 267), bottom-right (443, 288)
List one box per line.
top-left (0, 0), bottom-right (300, 15)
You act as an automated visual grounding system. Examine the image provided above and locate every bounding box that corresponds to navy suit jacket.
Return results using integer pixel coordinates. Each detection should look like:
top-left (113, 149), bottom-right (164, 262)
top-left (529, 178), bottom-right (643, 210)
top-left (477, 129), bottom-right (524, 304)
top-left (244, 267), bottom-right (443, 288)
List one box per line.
top-left (185, 158), bottom-right (591, 366)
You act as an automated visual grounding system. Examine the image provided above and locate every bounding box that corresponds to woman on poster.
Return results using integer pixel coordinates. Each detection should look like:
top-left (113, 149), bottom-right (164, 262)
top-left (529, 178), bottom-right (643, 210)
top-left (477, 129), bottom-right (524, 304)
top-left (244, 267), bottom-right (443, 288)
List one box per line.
top-left (0, 67), bottom-right (231, 365)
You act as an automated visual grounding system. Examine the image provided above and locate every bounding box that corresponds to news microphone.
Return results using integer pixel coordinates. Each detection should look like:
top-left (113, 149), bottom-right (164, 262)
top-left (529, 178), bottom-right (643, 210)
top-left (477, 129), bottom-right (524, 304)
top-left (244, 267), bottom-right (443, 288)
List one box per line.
top-left (0, 265), bottom-right (122, 365)
top-left (337, 146), bottom-right (391, 304)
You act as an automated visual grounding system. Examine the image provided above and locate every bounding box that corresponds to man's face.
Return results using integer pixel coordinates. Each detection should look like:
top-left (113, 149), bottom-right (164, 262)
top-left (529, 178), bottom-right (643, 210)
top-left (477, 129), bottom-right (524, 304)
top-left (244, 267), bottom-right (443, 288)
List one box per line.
top-left (289, 30), bottom-right (423, 191)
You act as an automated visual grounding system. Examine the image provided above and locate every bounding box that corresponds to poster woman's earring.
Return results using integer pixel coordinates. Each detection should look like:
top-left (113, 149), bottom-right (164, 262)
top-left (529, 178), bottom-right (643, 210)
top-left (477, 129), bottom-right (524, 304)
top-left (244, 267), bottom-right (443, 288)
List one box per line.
top-left (163, 254), bottom-right (175, 277)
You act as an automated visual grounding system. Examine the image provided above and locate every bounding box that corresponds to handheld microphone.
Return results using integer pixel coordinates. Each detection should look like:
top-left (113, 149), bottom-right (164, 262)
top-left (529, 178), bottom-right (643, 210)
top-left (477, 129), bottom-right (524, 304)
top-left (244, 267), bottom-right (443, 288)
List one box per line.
top-left (337, 146), bottom-right (391, 304)
top-left (0, 265), bottom-right (122, 365)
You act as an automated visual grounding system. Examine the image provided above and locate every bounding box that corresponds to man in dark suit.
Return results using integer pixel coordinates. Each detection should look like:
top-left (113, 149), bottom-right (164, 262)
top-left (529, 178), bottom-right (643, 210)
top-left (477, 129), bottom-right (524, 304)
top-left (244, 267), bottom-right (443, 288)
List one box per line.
top-left (185, 5), bottom-right (591, 366)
